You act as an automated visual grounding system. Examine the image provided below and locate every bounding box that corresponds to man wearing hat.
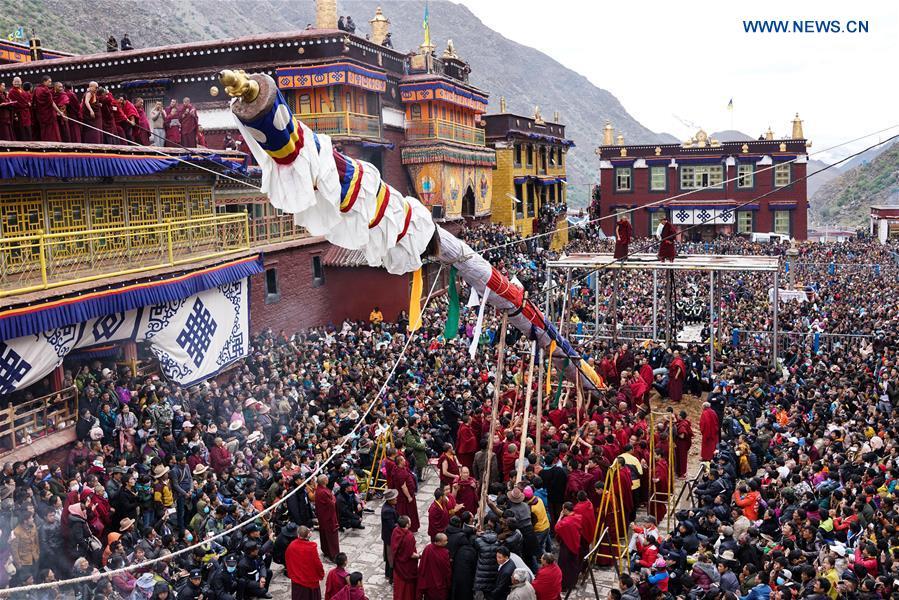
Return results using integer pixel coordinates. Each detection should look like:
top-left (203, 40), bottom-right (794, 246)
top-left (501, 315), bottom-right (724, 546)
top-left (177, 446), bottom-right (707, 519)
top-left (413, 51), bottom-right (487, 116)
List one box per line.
top-left (273, 522), bottom-right (298, 566)
top-left (151, 463), bottom-right (174, 518)
top-left (716, 551), bottom-right (740, 594)
top-left (237, 540), bottom-right (272, 598)
top-left (172, 453), bottom-right (194, 531)
top-left (177, 568), bottom-right (206, 599)
top-left (381, 489), bottom-right (399, 583)
top-left (209, 554), bottom-right (240, 599)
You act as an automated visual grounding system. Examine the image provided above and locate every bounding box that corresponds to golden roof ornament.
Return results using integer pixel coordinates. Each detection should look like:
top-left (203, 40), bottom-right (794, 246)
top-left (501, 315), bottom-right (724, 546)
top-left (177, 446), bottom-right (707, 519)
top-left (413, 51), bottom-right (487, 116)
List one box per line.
top-left (765, 126), bottom-right (775, 141)
top-left (616, 134), bottom-right (624, 146)
top-left (654, 146), bottom-right (662, 156)
top-left (443, 39), bottom-right (459, 59)
top-left (553, 110), bottom-right (560, 123)
top-left (695, 128), bottom-right (708, 147)
top-left (779, 142), bottom-right (787, 152)
top-left (499, 96), bottom-right (506, 113)
top-left (219, 69), bottom-right (259, 103)
top-left (619, 147), bottom-right (627, 157)
top-left (791, 113), bottom-right (804, 139)
top-left (741, 143), bottom-right (749, 153)
top-left (534, 105), bottom-right (544, 124)
top-left (603, 121), bottom-right (614, 146)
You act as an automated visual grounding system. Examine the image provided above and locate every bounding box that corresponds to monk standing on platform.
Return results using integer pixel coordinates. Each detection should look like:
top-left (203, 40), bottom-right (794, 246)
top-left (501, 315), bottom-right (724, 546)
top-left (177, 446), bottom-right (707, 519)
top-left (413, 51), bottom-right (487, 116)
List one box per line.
top-left (164, 98), bottom-right (181, 147)
top-left (52, 82), bottom-right (69, 142)
top-left (9, 77), bottom-right (33, 141)
top-left (286, 525), bottom-right (325, 600)
top-left (452, 466), bottom-right (478, 515)
top-left (674, 410), bottom-right (693, 479)
top-left (554, 503), bottom-right (583, 593)
top-left (649, 447), bottom-right (670, 523)
top-left (64, 83), bottom-right (81, 143)
top-left (390, 515), bottom-right (418, 600)
top-left (179, 96), bottom-right (198, 147)
top-left (0, 83), bottom-right (13, 140)
top-left (315, 474), bottom-right (340, 561)
top-left (427, 488), bottom-right (451, 541)
top-left (657, 216), bottom-right (677, 262)
top-left (417, 532), bottom-right (451, 600)
top-left (699, 402), bottom-right (720, 462)
top-left (34, 76), bottom-right (63, 142)
top-left (614, 216), bottom-right (633, 259)
top-left (668, 350), bottom-right (686, 402)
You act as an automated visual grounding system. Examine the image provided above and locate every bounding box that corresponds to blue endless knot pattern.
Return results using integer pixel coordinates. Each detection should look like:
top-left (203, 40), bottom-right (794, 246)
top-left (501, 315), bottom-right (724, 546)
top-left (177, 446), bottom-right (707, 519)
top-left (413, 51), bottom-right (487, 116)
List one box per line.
top-left (675, 210), bottom-right (690, 223)
top-left (176, 298), bottom-right (218, 368)
top-left (0, 342), bottom-right (32, 395)
top-left (697, 209), bottom-right (712, 223)
top-left (92, 312), bottom-right (126, 340)
top-left (719, 210), bottom-right (733, 223)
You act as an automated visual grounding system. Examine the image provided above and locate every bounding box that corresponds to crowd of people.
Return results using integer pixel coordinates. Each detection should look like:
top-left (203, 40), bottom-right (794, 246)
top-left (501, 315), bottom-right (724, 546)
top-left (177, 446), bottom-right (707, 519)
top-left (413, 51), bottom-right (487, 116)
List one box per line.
top-left (2, 221), bottom-right (899, 600)
top-left (0, 75), bottom-right (207, 148)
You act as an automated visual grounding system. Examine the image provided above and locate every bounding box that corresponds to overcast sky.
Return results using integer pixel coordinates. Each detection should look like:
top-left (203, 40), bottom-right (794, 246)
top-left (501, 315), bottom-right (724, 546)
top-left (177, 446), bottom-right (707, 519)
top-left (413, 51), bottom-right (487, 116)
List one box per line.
top-left (456, 0), bottom-right (898, 162)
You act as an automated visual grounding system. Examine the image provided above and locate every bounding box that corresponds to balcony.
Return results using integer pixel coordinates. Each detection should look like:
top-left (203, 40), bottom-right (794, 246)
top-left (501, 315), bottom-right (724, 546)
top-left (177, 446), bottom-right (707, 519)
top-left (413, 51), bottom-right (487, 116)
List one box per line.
top-left (249, 214), bottom-right (308, 245)
top-left (302, 112), bottom-right (381, 139)
top-left (0, 213), bottom-right (250, 298)
top-left (0, 386), bottom-right (78, 458)
top-left (406, 119), bottom-right (485, 146)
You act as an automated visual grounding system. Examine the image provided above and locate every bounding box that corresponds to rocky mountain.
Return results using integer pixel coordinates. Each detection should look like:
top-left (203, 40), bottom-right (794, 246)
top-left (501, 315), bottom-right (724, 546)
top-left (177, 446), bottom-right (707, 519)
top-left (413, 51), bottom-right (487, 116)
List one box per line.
top-left (811, 142), bottom-right (899, 227)
top-left (710, 130), bottom-right (754, 142)
top-left (0, 0), bottom-right (677, 206)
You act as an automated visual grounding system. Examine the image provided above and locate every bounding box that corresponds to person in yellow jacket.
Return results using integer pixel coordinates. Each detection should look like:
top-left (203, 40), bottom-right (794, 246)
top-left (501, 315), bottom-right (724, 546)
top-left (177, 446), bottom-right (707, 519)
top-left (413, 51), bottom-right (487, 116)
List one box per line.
top-left (369, 306), bottom-right (384, 325)
top-left (11, 509), bottom-right (40, 582)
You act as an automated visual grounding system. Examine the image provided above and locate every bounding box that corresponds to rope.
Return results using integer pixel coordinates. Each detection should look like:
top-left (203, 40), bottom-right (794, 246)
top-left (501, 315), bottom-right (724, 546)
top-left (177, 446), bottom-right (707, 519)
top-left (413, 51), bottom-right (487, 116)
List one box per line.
top-left (0, 265), bottom-right (445, 596)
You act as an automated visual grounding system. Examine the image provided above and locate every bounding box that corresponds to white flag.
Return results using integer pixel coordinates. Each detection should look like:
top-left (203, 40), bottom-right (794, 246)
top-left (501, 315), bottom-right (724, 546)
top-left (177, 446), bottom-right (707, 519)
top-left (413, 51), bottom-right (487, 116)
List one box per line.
top-left (466, 286), bottom-right (480, 308)
top-left (469, 288), bottom-right (491, 359)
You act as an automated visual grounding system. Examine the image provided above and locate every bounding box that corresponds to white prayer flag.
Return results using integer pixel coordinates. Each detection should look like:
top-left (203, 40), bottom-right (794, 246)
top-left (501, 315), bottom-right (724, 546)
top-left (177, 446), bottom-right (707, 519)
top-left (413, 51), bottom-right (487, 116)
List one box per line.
top-left (469, 288), bottom-right (491, 359)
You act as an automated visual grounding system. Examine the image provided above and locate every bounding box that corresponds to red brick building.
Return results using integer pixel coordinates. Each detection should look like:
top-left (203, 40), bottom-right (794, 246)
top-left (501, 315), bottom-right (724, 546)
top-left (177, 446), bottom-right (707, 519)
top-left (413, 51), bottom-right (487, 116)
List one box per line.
top-left (597, 118), bottom-right (810, 240)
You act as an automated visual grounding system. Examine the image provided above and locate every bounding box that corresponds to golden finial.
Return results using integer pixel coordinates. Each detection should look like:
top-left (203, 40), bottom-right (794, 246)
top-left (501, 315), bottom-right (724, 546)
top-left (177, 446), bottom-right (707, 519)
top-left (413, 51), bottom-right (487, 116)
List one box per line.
top-left (619, 147), bottom-right (627, 157)
top-left (499, 96), bottom-right (507, 113)
top-left (791, 113), bottom-right (804, 139)
top-left (443, 39), bottom-right (459, 59)
top-left (534, 105), bottom-right (544, 124)
top-left (603, 121), bottom-right (614, 146)
top-left (654, 146), bottom-right (662, 156)
top-left (779, 142), bottom-right (787, 152)
top-left (765, 126), bottom-right (774, 141)
top-left (616, 134), bottom-right (624, 146)
top-left (741, 143), bottom-right (749, 153)
top-left (209, 86), bottom-right (219, 97)
top-left (553, 110), bottom-right (560, 123)
top-left (219, 70), bottom-right (260, 103)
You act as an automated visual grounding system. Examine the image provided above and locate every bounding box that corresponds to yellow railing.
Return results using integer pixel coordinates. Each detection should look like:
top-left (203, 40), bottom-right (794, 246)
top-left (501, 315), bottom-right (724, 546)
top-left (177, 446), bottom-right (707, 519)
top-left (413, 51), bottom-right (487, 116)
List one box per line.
top-left (250, 214), bottom-right (309, 245)
top-left (0, 386), bottom-right (78, 456)
top-left (0, 213), bottom-right (249, 297)
top-left (406, 118), bottom-right (485, 146)
top-left (301, 111), bottom-right (381, 139)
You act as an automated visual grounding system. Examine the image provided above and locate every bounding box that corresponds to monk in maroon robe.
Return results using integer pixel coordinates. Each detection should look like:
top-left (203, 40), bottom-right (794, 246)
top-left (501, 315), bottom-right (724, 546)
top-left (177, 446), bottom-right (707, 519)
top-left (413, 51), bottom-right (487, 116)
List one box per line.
top-left (614, 217), bottom-right (633, 259)
top-left (81, 83), bottom-right (103, 144)
top-left (8, 77), bottom-right (33, 140)
top-left (452, 467), bottom-right (478, 515)
top-left (314, 475), bottom-right (340, 561)
top-left (668, 352), bottom-right (686, 402)
top-left (390, 517), bottom-right (418, 600)
top-left (324, 560), bottom-right (349, 600)
top-left (33, 76), bottom-right (62, 142)
top-left (417, 534), bottom-right (451, 600)
top-left (427, 489), bottom-right (450, 541)
top-left (657, 217), bottom-right (677, 261)
top-left (649, 449), bottom-right (670, 523)
top-left (133, 98), bottom-right (150, 145)
top-left (0, 83), bottom-right (14, 140)
top-left (437, 447), bottom-right (459, 489)
top-left (164, 99), bottom-right (181, 147)
top-left (532, 553), bottom-right (563, 600)
top-left (64, 84), bottom-right (82, 143)
top-left (285, 527), bottom-right (325, 600)
top-left (555, 504), bottom-right (583, 592)
top-left (98, 89), bottom-right (117, 143)
top-left (179, 97), bottom-right (198, 147)
top-left (52, 82), bottom-right (70, 142)
top-left (455, 417), bottom-right (477, 470)
top-left (699, 403), bottom-right (720, 461)
top-left (391, 455), bottom-right (419, 533)
top-left (674, 411), bottom-right (693, 478)
top-left (573, 492), bottom-right (597, 548)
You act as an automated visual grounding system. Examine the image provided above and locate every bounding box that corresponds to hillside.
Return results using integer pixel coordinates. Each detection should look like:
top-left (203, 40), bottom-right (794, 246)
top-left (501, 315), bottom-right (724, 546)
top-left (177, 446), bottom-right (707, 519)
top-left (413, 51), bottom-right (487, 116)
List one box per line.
top-left (0, 0), bottom-right (677, 206)
top-left (811, 142), bottom-right (899, 227)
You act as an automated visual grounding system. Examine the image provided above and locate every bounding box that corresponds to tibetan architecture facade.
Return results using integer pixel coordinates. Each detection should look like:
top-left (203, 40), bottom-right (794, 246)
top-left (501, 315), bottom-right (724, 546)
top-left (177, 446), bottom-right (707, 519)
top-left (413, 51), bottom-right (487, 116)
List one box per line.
top-left (484, 105), bottom-right (572, 248)
top-left (596, 116), bottom-right (810, 240)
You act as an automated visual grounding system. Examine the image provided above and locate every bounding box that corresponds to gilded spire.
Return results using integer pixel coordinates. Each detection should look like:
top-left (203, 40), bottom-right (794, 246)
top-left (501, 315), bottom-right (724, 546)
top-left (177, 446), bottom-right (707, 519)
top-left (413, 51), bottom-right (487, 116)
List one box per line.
top-left (369, 6), bottom-right (390, 45)
top-left (603, 121), bottom-right (614, 146)
top-left (791, 113), bottom-right (804, 139)
top-left (765, 126), bottom-right (775, 141)
top-left (499, 96), bottom-right (506, 113)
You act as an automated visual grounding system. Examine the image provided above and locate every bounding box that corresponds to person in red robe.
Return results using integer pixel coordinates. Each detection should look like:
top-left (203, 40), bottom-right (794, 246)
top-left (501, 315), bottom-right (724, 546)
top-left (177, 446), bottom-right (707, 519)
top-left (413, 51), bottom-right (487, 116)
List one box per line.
top-left (657, 217), bottom-right (677, 261)
top-left (164, 99), bottom-right (181, 147)
top-left (64, 83), bottom-right (82, 143)
top-left (455, 416), bottom-right (478, 470)
top-left (391, 455), bottom-right (420, 533)
top-left (674, 411), bottom-right (693, 478)
top-left (427, 488), bottom-right (451, 541)
top-left (699, 402), bottom-right (719, 461)
top-left (97, 88), bottom-right (117, 143)
top-left (332, 572), bottom-right (368, 600)
top-left (118, 95), bottom-right (139, 141)
top-left (110, 95), bottom-right (128, 139)
top-left (324, 553), bottom-right (349, 600)
top-left (554, 503), bottom-right (583, 592)
top-left (417, 533), bottom-right (451, 600)
top-left (573, 491), bottom-right (597, 548)
top-left (133, 97), bottom-right (150, 145)
top-left (615, 457), bottom-right (634, 522)
top-left (390, 516), bottom-right (418, 600)
top-left (51, 81), bottom-right (70, 142)
top-left (668, 351), bottom-right (686, 402)
top-left (315, 475), bottom-right (340, 561)
top-left (532, 552), bottom-right (563, 600)
top-left (649, 448), bottom-right (670, 523)
top-left (452, 466), bottom-right (478, 515)
top-left (614, 217), bottom-right (633, 259)
top-left (8, 77), bottom-right (33, 141)
top-left (179, 96), bottom-right (198, 147)
top-left (81, 82), bottom-right (103, 144)
top-left (286, 526), bottom-right (325, 600)
top-left (437, 445), bottom-right (459, 489)
top-left (0, 83), bottom-right (15, 140)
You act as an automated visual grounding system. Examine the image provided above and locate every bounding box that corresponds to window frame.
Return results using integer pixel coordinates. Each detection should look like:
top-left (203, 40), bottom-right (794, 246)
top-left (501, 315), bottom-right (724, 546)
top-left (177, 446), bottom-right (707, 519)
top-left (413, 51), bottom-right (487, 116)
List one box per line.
top-left (312, 255), bottom-right (325, 287)
top-left (736, 210), bottom-right (754, 233)
top-left (513, 143), bottom-right (522, 166)
top-left (649, 166), bottom-right (667, 192)
top-left (615, 167), bottom-right (633, 192)
top-left (649, 210), bottom-right (666, 236)
top-left (264, 267), bottom-right (280, 304)
top-left (774, 163), bottom-right (791, 187)
top-left (737, 163), bottom-right (755, 189)
top-left (773, 210), bottom-right (791, 235)
top-left (679, 165), bottom-right (724, 190)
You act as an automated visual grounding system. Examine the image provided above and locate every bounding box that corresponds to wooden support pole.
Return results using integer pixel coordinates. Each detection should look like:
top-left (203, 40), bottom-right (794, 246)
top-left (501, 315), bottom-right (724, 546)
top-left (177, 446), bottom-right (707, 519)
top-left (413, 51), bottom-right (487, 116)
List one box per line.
top-left (516, 340), bottom-right (537, 484)
top-left (535, 348), bottom-right (545, 458)
top-left (478, 313), bottom-right (508, 527)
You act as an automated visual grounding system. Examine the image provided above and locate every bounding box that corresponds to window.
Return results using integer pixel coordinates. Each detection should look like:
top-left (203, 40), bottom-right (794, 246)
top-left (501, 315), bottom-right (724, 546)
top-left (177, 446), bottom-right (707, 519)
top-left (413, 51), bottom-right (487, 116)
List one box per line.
top-left (773, 210), bottom-right (790, 235)
top-left (526, 185), bottom-right (535, 217)
top-left (548, 147), bottom-right (556, 166)
top-left (312, 255), bottom-right (325, 286)
top-left (737, 164), bottom-right (754, 188)
top-left (513, 143), bottom-right (522, 166)
top-left (298, 93), bottom-right (311, 114)
top-left (526, 144), bottom-right (533, 167)
top-left (774, 163), bottom-right (791, 187)
top-left (650, 166), bottom-right (666, 191)
top-left (650, 210), bottom-right (666, 235)
top-left (548, 185), bottom-right (556, 203)
top-left (539, 146), bottom-right (547, 172)
top-left (410, 104), bottom-right (422, 120)
top-left (558, 148), bottom-right (564, 168)
top-left (514, 183), bottom-right (523, 218)
top-left (615, 168), bottom-right (632, 192)
top-left (736, 210), bottom-right (753, 233)
top-left (679, 165), bottom-right (724, 189)
top-left (265, 268), bottom-right (280, 304)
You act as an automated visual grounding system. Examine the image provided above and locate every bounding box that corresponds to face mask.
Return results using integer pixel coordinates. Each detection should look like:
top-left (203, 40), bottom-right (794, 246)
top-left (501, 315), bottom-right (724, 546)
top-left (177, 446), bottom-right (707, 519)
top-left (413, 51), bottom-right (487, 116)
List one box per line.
top-left (185, 533), bottom-right (193, 543)
top-left (204, 506), bottom-right (210, 514)
top-left (227, 566), bottom-right (236, 573)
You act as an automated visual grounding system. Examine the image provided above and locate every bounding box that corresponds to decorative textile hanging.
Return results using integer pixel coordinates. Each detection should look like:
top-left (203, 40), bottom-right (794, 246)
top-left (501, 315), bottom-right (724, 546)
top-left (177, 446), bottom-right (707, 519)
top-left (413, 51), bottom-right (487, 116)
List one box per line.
top-left (545, 341), bottom-right (556, 395)
top-left (443, 267), bottom-right (460, 340)
top-left (469, 288), bottom-right (490, 359)
top-left (408, 268), bottom-right (424, 332)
